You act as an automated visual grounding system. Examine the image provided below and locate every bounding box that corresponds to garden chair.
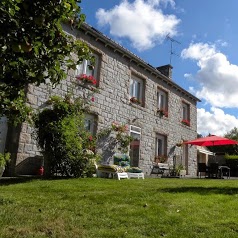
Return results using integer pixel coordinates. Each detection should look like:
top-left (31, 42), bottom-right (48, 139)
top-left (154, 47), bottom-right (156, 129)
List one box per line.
top-left (197, 163), bottom-right (208, 178)
top-left (208, 163), bottom-right (219, 178)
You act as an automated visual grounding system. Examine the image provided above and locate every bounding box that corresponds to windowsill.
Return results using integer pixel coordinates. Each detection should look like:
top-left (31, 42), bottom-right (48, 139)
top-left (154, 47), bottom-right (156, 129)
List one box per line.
top-left (156, 113), bottom-right (168, 118)
top-left (181, 123), bottom-right (190, 127)
top-left (129, 101), bottom-right (144, 108)
top-left (129, 97), bottom-right (144, 108)
top-left (158, 115), bottom-right (169, 119)
top-left (76, 80), bottom-right (98, 90)
top-left (181, 119), bottom-right (190, 127)
top-left (156, 108), bottom-right (168, 118)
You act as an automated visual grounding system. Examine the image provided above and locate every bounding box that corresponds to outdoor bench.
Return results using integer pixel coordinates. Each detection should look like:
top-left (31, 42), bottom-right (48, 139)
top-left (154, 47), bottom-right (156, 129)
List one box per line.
top-left (96, 154), bottom-right (144, 180)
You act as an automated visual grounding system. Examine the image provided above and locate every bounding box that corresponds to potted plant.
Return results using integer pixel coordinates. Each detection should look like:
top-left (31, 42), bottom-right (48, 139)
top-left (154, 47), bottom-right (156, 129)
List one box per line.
top-left (176, 164), bottom-right (186, 177)
top-left (181, 119), bottom-right (190, 126)
top-left (0, 152), bottom-right (11, 177)
top-left (157, 109), bottom-right (168, 118)
top-left (76, 74), bottom-right (97, 85)
top-left (130, 97), bottom-right (141, 105)
top-left (154, 155), bottom-right (167, 163)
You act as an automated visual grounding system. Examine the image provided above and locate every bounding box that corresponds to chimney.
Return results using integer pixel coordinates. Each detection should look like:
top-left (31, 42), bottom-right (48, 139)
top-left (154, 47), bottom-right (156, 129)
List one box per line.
top-left (156, 64), bottom-right (173, 79)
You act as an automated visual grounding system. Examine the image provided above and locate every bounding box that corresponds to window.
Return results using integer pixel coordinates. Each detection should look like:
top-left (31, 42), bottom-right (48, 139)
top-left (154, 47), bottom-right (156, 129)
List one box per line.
top-left (181, 102), bottom-right (190, 126)
top-left (129, 126), bottom-right (141, 167)
top-left (157, 89), bottom-right (168, 117)
top-left (76, 54), bottom-right (99, 79)
top-left (155, 134), bottom-right (167, 158)
top-left (84, 114), bottom-right (97, 135)
top-left (130, 75), bottom-right (144, 105)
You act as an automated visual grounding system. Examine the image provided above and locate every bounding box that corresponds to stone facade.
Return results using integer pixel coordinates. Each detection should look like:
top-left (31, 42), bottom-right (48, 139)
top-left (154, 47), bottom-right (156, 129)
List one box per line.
top-left (7, 23), bottom-right (200, 176)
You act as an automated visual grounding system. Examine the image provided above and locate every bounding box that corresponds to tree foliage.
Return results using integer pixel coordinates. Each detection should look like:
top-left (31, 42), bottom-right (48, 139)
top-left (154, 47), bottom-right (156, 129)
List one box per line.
top-left (34, 95), bottom-right (99, 177)
top-left (0, 0), bottom-right (91, 124)
top-left (222, 127), bottom-right (238, 155)
top-left (208, 128), bottom-right (238, 155)
top-left (224, 127), bottom-right (238, 141)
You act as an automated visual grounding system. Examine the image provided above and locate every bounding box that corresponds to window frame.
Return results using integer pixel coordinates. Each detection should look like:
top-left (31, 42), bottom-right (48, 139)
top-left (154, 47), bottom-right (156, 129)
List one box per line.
top-left (157, 88), bottom-right (168, 117)
top-left (76, 53), bottom-right (99, 79)
top-left (84, 114), bottom-right (97, 135)
top-left (155, 133), bottom-right (167, 158)
top-left (181, 101), bottom-right (190, 126)
top-left (130, 75), bottom-right (144, 105)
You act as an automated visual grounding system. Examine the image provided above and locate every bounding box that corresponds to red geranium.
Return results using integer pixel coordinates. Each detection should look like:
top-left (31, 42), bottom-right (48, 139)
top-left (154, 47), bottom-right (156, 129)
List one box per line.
top-left (76, 74), bottom-right (97, 85)
top-left (181, 119), bottom-right (190, 126)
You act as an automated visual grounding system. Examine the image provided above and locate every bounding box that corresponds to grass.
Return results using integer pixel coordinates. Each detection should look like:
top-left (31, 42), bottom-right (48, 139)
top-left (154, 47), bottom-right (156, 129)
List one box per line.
top-left (1, 177), bottom-right (238, 238)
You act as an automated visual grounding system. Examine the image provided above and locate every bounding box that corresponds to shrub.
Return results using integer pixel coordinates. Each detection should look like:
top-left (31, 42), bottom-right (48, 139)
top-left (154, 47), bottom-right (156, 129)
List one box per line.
top-left (224, 154), bottom-right (238, 160)
top-left (34, 95), bottom-right (98, 177)
top-left (0, 153), bottom-right (11, 168)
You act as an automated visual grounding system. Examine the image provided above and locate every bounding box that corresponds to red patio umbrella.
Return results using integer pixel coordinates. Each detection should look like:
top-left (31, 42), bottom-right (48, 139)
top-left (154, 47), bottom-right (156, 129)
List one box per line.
top-left (183, 135), bottom-right (238, 147)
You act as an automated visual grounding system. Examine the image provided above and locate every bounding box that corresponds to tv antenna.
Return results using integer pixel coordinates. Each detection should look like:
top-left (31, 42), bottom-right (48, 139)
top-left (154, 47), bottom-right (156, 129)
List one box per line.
top-left (166, 34), bottom-right (181, 64)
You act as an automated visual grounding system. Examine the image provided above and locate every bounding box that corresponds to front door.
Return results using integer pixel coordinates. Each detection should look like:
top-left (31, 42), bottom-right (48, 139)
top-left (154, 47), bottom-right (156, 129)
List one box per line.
top-left (0, 117), bottom-right (8, 153)
top-left (129, 126), bottom-right (141, 167)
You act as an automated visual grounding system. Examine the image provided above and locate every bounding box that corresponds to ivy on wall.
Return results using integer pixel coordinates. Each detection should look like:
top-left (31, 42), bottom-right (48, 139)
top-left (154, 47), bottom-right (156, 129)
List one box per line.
top-left (34, 95), bottom-right (100, 177)
top-left (97, 121), bottom-right (133, 157)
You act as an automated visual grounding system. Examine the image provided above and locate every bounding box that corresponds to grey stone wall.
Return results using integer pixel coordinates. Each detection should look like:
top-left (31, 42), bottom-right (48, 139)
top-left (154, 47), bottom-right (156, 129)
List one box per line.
top-left (14, 25), bottom-right (198, 176)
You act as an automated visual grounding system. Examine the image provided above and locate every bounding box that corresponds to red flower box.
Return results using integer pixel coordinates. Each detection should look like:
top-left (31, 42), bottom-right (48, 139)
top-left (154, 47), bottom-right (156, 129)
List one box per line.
top-left (76, 74), bottom-right (97, 85)
top-left (181, 119), bottom-right (190, 126)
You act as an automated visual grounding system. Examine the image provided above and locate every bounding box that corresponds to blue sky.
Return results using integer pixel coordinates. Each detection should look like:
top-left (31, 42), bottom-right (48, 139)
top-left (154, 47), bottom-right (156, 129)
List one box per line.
top-left (81, 0), bottom-right (238, 136)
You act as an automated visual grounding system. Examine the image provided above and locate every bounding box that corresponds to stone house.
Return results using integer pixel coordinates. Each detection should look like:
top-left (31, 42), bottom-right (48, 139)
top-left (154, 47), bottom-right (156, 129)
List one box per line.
top-left (2, 23), bottom-right (200, 176)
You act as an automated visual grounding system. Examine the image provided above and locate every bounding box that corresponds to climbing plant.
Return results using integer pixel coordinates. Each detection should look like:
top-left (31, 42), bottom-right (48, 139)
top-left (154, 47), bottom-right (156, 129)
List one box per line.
top-left (98, 121), bottom-right (133, 155)
top-left (34, 95), bottom-right (100, 177)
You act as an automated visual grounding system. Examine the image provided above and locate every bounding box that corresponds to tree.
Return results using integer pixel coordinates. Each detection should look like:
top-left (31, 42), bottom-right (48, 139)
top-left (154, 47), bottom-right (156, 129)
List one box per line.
top-left (197, 133), bottom-right (203, 138)
top-left (223, 127), bottom-right (238, 155)
top-left (209, 128), bottom-right (238, 155)
top-left (0, 0), bottom-right (91, 124)
top-left (224, 127), bottom-right (238, 141)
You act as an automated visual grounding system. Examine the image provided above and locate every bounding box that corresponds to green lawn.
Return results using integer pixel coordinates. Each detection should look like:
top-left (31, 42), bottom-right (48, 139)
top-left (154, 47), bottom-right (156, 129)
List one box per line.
top-left (1, 177), bottom-right (238, 238)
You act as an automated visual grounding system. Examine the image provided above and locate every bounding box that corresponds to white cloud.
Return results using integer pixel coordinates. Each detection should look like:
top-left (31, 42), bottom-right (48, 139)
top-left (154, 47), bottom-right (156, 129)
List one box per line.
top-left (184, 73), bottom-right (192, 79)
top-left (181, 42), bottom-right (216, 61)
top-left (148, 0), bottom-right (176, 8)
top-left (96, 0), bottom-right (180, 51)
top-left (181, 42), bottom-right (238, 108)
top-left (197, 107), bottom-right (238, 136)
top-left (216, 39), bottom-right (228, 47)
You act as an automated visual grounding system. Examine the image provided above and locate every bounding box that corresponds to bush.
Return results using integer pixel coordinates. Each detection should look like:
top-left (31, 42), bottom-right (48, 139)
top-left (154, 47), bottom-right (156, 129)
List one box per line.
top-left (0, 152), bottom-right (11, 168)
top-left (34, 95), bottom-right (98, 177)
top-left (224, 154), bottom-right (238, 160)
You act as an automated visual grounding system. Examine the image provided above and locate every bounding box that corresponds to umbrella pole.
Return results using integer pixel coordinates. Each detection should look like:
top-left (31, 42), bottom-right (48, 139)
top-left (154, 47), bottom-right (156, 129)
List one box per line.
top-left (212, 141), bottom-right (216, 163)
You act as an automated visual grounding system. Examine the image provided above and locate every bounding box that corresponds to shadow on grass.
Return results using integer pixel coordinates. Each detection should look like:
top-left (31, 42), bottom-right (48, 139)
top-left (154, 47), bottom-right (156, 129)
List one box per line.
top-left (160, 186), bottom-right (238, 195)
top-left (0, 175), bottom-right (75, 186)
top-left (0, 176), bottom-right (40, 186)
